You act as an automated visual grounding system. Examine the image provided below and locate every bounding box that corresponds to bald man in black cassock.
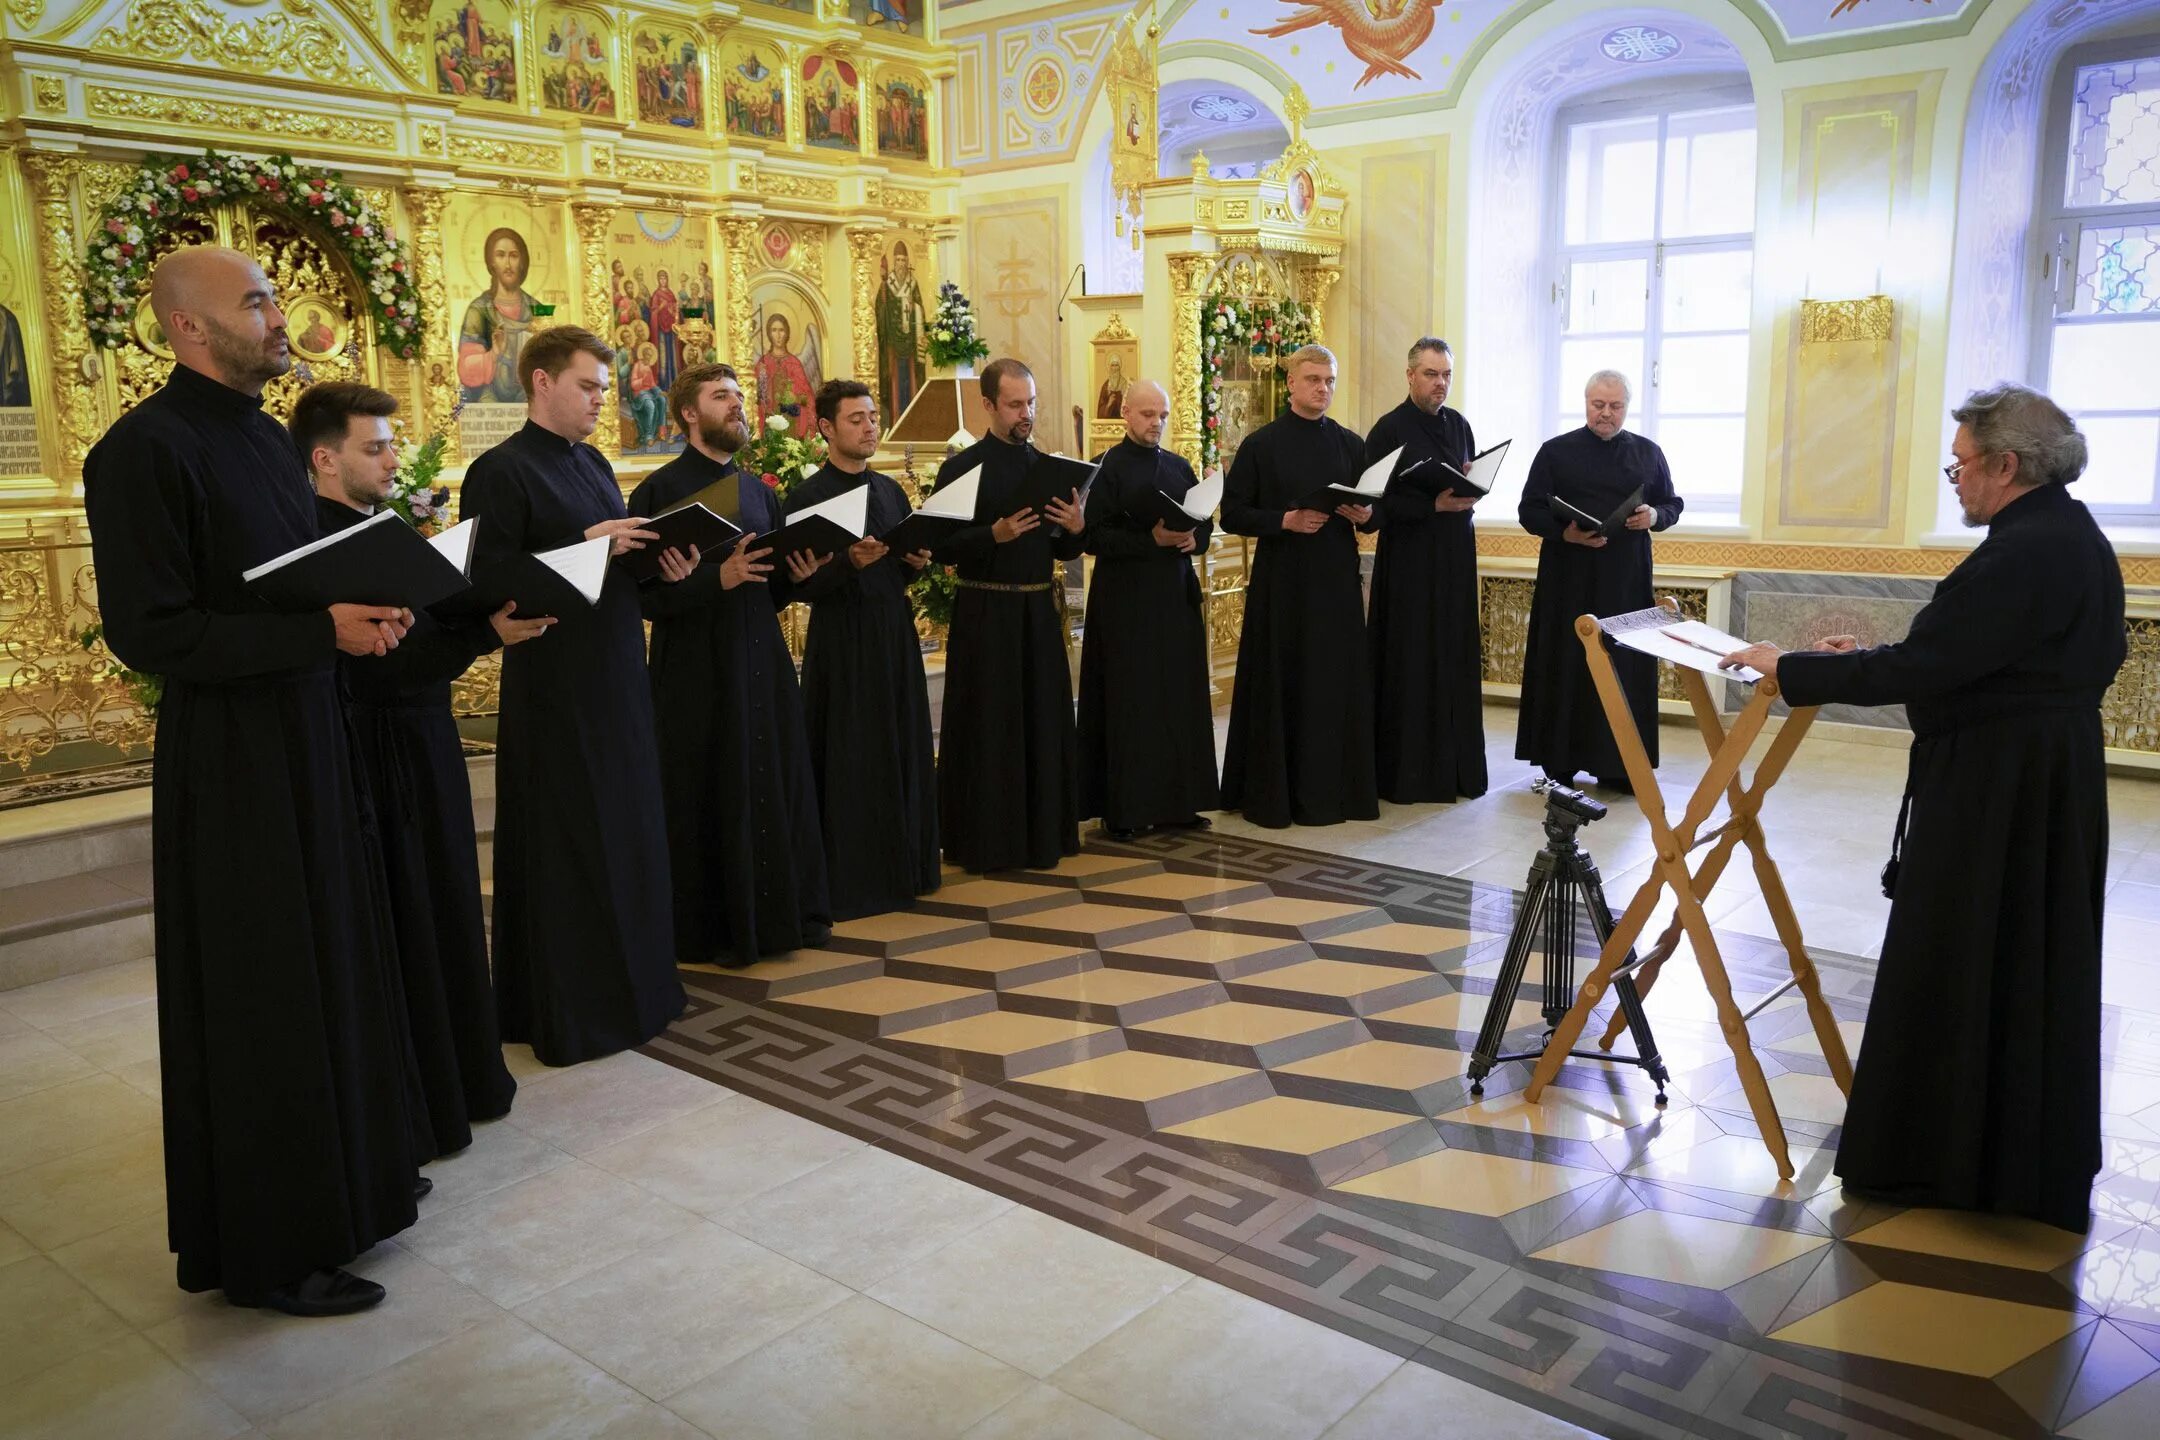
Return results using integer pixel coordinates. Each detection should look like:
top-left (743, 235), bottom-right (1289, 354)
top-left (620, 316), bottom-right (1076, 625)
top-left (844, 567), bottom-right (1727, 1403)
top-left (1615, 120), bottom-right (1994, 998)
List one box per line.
top-left (84, 246), bottom-right (418, 1316)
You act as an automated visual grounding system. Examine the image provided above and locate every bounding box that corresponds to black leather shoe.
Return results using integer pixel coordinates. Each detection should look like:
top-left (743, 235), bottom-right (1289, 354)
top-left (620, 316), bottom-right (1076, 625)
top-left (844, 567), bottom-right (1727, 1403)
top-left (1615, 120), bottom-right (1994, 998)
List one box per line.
top-left (413, 1174), bottom-right (434, 1201)
top-left (1161, 815), bottom-right (1212, 831)
top-left (1101, 825), bottom-right (1140, 842)
top-left (229, 1267), bottom-right (386, 1318)
top-left (1594, 774), bottom-right (1634, 796)
top-left (1543, 768), bottom-right (1579, 787)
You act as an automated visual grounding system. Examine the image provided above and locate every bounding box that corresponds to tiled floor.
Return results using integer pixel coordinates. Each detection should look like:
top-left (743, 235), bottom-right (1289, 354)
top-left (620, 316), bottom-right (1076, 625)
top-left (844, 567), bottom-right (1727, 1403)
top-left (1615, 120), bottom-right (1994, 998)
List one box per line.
top-left (4, 708), bottom-right (2160, 1439)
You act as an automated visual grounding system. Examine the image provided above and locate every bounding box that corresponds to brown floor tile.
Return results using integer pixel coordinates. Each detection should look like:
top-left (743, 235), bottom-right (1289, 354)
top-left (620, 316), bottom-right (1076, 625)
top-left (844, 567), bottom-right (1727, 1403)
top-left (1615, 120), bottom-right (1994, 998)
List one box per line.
top-left (989, 902), bottom-right (1194, 950)
top-left (882, 1010), bottom-right (1124, 1081)
top-left (1087, 872), bottom-right (1274, 913)
top-left (885, 936), bottom-right (1099, 991)
top-left (1223, 958), bottom-right (1451, 1017)
top-left (1269, 1040), bottom-right (1474, 1115)
top-left (1127, 1001), bottom-right (1367, 1068)
top-left (1310, 921), bottom-right (1478, 969)
top-left (1000, 969), bottom-right (1225, 1026)
top-left (765, 975), bottom-right (999, 1038)
top-left (1193, 895), bottom-right (1393, 940)
top-left (1102, 928), bottom-right (1312, 980)
top-left (826, 911), bottom-right (992, 956)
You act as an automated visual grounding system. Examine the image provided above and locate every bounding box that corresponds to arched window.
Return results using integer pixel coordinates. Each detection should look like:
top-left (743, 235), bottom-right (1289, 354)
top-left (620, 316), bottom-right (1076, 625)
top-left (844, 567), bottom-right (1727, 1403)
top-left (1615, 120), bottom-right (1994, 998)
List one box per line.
top-left (1548, 86), bottom-right (1755, 517)
top-left (2032, 40), bottom-right (2160, 520)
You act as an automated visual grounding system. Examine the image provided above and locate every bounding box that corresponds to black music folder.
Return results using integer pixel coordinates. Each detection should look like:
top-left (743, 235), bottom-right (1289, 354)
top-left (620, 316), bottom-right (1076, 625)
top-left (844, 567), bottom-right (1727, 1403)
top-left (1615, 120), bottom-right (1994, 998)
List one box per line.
top-left (1550, 485), bottom-right (1645, 538)
top-left (242, 512), bottom-right (476, 612)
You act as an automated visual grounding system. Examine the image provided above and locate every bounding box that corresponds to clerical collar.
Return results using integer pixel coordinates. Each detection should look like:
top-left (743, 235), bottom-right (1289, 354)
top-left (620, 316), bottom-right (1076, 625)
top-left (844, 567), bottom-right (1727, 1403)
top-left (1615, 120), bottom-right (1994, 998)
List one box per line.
top-left (1989, 479), bottom-right (2069, 532)
top-left (166, 362), bottom-right (265, 413)
top-left (681, 444), bottom-right (738, 475)
top-left (516, 419), bottom-right (580, 453)
top-left (986, 430), bottom-right (1031, 450)
top-left (1283, 410), bottom-right (1327, 427)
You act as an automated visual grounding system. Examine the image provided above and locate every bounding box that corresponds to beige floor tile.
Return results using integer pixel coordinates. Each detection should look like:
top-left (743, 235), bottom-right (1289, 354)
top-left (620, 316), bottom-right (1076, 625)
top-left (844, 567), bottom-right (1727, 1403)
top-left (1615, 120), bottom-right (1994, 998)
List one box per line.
top-left (1768, 1280), bottom-right (2083, 1377)
top-left (1436, 1087), bottom-right (1671, 1142)
top-left (421, 1117), bottom-right (577, 1214)
top-left (1054, 1277), bottom-right (1400, 1440)
top-left (888, 1009), bottom-right (1115, 1055)
top-left (112, 1058), bottom-right (163, 1103)
top-left (1372, 992), bottom-right (1548, 1035)
top-left (0, 1254), bottom-right (131, 1389)
top-left (1009, 852), bottom-right (1163, 883)
top-left (0, 1126), bottom-right (165, 1250)
top-left (1089, 872), bottom-right (1267, 908)
top-left (0, 1073), bottom-right (161, 1177)
top-left (869, 1206), bottom-right (1186, 1378)
top-left (724, 1144), bottom-right (1014, 1290)
top-left (830, 910), bottom-right (985, 947)
top-left (47, 1209), bottom-right (200, 1330)
top-left (771, 974), bottom-right (988, 1016)
top-left (1322, 1357), bottom-right (1597, 1439)
top-left (1201, 896), bottom-right (1385, 936)
top-left (2105, 1066), bottom-right (2160, 1116)
top-left (502, 1050), bottom-right (730, 1157)
top-left (1533, 1209), bottom-right (1830, 1290)
top-left (1021, 1049), bottom-right (1257, 1101)
top-left (0, 1334), bottom-right (249, 1440)
top-left (1312, 922), bottom-right (1475, 962)
top-left (991, 902), bottom-right (1191, 943)
top-left (0, 1031), bottom-right (100, 1104)
top-left (398, 1160), bottom-right (701, 1309)
top-left (926, 878), bottom-right (1075, 914)
top-left (1233, 958), bottom-right (1440, 1000)
top-left (516, 1220), bottom-right (849, 1401)
top-left (0, 1216), bottom-right (33, 1267)
top-left (42, 999), bottom-right (160, 1072)
top-left (1109, 929), bottom-right (1306, 970)
top-left (0, 1007), bottom-right (29, 1038)
top-left (1008, 968), bottom-right (1216, 1008)
top-left (1134, 1002), bottom-right (1349, 1046)
top-left (584, 1093), bottom-right (867, 1216)
top-left (891, 935), bottom-right (1097, 982)
top-left (146, 1242), bottom-right (498, 1423)
top-left (501, 1043), bottom-right (552, 1082)
top-left (1765, 1018), bottom-right (1865, 1061)
top-left (1762, 1071), bottom-right (1848, 1126)
top-left (1625, 1133), bottom-right (1839, 1200)
top-left (0, 958), bottom-right (158, 1030)
top-left (1335, 1148), bottom-right (1610, 1216)
top-left (961, 1382), bottom-right (1152, 1440)
top-left (1273, 1040), bottom-right (1472, 1088)
top-left (259, 1315), bottom-right (707, 1440)
top-left (684, 949), bottom-right (882, 996)
top-left (1846, 1208), bottom-right (2109, 1271)
top-left (1163, 1095), bottom-right (1422, 1156)
top-left (665, 1295), bottom-right (1031, 1440)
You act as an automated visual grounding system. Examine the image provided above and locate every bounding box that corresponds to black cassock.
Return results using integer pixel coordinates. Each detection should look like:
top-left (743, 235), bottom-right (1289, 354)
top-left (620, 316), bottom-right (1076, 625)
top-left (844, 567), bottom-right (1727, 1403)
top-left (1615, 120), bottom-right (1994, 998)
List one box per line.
top-left (1220, 412), bottom-right (1380, 829)
top-left (932, 434), bottom-right (1085, 871)
top-left (786, 462), bottom-right (938, 920)
top-left (1077, 438), bottom-right (1220, 830)
top-left (631, 450), bottom-right (831, 959)
top-left (459, 422), bottom-right (684, 1064)
top-left (1366, 400), bottom-right (1488, 803)
top-left (1781, 481), bottom-right (2126, 1232)
top-left (84, 365), bottom-right (417, 1295)
top-left (315, 497), bottom-right (515, 1159)
top-left (1514, 427), bottom-right (1683, 780)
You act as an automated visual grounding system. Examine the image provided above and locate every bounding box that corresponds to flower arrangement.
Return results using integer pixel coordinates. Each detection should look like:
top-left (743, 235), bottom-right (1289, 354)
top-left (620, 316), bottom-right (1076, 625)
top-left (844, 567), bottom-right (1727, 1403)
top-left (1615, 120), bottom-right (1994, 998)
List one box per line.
top-left (911, 563), bottom-right (960, 630)
top-left (386, 422), bottom-right (455, 536)
top-left (738, 412), bottom-right (828, 503)
top-left (1197, 294), bottom-right (1318, 469)
top-left (83, 150), bottom-right (422, 359)
top-left (77, 624), bottom-right (162, 721)
top-left (926, 282), bottom-right (991, 369)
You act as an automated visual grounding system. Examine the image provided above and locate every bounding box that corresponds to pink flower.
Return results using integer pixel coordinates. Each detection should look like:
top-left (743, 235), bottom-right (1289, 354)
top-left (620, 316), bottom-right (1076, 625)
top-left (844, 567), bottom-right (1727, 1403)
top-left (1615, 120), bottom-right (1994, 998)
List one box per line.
top-left (307, 193), bottom-right (323, 206)
top-left (180, 186), bottom-right (198, 202)
top-left (172, 164), bottom-right (190, 181)
top-left (760, 472), bottom-right (779, 488)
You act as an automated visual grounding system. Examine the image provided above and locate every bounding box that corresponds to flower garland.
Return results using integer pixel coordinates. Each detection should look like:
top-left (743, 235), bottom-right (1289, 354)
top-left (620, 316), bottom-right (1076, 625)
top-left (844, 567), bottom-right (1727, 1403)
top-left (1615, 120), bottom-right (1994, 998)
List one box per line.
top-left (83, 151), bottom-right (422, 359)
top-left (1197, 294), bottom-right (1317, 469)
top-left (739, 413), bottom-right (829, 503)
top-left (926, 282), bottom-right (991, 369)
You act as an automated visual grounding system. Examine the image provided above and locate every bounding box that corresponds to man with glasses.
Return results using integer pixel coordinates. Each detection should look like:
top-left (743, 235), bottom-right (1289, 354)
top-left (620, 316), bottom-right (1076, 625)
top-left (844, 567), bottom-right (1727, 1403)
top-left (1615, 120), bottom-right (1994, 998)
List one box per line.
top-left (1723, 383), bottom-right (2127, 1234)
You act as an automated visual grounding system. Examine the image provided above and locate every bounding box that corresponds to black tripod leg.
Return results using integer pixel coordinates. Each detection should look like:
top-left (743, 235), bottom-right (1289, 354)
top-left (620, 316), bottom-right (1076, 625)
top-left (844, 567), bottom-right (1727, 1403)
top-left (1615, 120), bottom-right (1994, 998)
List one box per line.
top-left (1575, 856), bottom-right (1671, 1105)
top-left (1469, 862), bottom-right (1557, 1095)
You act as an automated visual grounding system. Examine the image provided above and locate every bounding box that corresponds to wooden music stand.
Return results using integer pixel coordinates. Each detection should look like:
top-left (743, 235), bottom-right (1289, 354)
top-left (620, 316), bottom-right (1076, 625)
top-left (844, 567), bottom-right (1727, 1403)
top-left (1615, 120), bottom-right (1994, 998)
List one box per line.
top-left (1522, 598), bottom-right (1854, 1180)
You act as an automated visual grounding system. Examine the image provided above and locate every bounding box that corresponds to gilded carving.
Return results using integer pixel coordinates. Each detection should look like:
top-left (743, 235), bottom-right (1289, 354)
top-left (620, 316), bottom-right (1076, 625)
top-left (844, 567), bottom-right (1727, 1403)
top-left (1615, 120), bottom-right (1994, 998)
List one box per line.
top-left (718, 218), bottom-right (763, 420)
top-left (616, 154), bottom-right (710, 189)
top-left (1166, 251), bottom-right (1208, 464)
top-left (21, 155), bottom-right (103, 480)
top-left (1478, 576), bottom-right (1534, 688)
top-left (846, 228), bottom-right (882, 391)
top-left (569, 203), bottom-right (620, 461)
top-left (401, 189), bottom-right (461, 466)
top-left (416, 122), bottom-right (446, 154)
top-left (869, 182), bottom-right (931, 213)
top-left (8, 0), bottom-right (48, 31)
top-left (447, 134), bottom-right (565, 172)
top-left (1297, 265), bottom-right (1341, 344)
top-left (32, 77), bottom-right (66, 114)
top-left (84, 88), bottom-right (398, 148)
top-left (755, 170), bottom-right (841, 203)
top-left (1800, 294), bottom-right (1896, 345)
top-left (92, 0), bottom-right (388, 92)
top-left (2, 541), bottom-right (156, 772)
top-left (590, 147), bottom-right (615, 178)
top-left (2106, 617), bottom-right (2160, 752)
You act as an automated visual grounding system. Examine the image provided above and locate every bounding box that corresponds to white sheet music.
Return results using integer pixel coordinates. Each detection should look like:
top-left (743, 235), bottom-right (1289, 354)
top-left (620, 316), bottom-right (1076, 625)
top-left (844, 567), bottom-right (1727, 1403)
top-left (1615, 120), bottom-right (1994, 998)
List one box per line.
top-left (1349, 445), bottom-right (1400, 498)
top-left (920, 464), bottom-right (981, 520)
top-left (1170, 467), bottom-right (1224, 521)
top-left (537, 536), bottom-right (610, 605)
top-left (791, 483), bottom-right (868, 538)
top-left (426, 518), bottom-right (478, 575)
top-left (1600, 608), bottom-right (1761, 683)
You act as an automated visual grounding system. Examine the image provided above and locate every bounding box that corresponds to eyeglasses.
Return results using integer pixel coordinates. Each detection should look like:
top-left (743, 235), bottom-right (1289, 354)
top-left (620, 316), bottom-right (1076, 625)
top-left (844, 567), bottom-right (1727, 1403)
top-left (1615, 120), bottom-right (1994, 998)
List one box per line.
top-left (1943, 457), bottom-right (1967, 484)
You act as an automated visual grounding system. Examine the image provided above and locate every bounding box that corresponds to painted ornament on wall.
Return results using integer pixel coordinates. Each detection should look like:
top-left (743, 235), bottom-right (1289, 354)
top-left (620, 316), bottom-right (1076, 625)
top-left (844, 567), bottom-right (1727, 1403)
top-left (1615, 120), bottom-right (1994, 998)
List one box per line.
top-left (634, 26), bottom-right (703, 129)
top-left (875, 237), bottom-right (929, 423)
top-left (609, 211), bottom-right (711, 456)
top-left (431, 0), bottom-right (517, 102)
top-left (1250, 0), bottom-right (1443, 90)
top-left (538, 6), bottom-right (617, 118)
top-left (722, 43), bottom-right (787, 140)
top-left (803, 55), bottom-right (862, 152)
top-left (876, 71), bottom-right (930, 160)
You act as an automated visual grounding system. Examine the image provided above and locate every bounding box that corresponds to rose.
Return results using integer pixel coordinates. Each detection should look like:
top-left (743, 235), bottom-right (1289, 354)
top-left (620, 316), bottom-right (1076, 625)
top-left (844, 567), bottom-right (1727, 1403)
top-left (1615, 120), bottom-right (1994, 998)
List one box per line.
top-left (765, 414), bottom-right (788, 434)
top-left (760, 472), bottom-right (779, 488)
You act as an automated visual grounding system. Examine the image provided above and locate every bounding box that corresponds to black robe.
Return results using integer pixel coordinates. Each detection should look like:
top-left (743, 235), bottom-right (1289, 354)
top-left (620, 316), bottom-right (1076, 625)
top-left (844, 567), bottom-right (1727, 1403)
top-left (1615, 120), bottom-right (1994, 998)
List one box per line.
top-left (315, 497), bottom-right (515, 1158)
top-left (458, 422), bottom-right (684, 1064)
top-left (931, 433), bottom-right (1085, 871)
top-left (1077, 438), bottom-right (1220, 829)
top-left (1366, 400), bottom-right (1488, 802)
top-left (785, 462), bottom-right (939, 920)
top-left (1513, 427), bottom-right (1683, 780)
top-left (1219, 411), bottom-right (1381, 829)
top-left (1781, 481), bottom-right (2126, 1232)
top-left (631, 450), bottom-right (831, 960)
top-left (83, 365), bottom-right (417, 1295)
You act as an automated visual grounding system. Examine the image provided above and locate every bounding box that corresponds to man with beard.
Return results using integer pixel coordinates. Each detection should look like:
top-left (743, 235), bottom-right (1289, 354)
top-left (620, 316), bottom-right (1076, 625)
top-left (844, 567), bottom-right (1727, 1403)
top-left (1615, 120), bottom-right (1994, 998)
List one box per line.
top-left (458, 325), bottom-right (685, 1063)
top-left (786, 379), bottom-right (939, 918)
top-left (1220, 344), bottom-right (1380, 829)
top-left (294, 381), bottom-right (549, 1159)
top-left (632, 364), bottom-right (833, 960)
top-left (1723, 384), bottom-right (2126, 1233)
top-left (84, 245), bottom-right (418, 1315)
top-left (932, 358), bottom-right (1088, 871)
top-left (1514, 370), bottom-right (1683, 791)
top-left (1367, 338), bottom-right (1487, 802)
top-left (1078, 378), bottom-right (1219, 839)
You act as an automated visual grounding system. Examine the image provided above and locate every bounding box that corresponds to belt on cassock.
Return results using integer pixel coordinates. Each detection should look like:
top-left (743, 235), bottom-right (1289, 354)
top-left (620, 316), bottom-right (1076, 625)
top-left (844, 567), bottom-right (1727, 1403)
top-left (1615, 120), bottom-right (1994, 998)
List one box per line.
top-left (955, 579), bottom-right (1054, 594)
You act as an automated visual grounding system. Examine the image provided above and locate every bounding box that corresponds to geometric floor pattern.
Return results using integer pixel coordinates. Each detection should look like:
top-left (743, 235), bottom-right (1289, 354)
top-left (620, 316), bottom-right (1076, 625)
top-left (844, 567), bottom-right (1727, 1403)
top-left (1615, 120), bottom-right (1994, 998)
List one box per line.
top-left (645, 828), bottom-right (2160, 1440)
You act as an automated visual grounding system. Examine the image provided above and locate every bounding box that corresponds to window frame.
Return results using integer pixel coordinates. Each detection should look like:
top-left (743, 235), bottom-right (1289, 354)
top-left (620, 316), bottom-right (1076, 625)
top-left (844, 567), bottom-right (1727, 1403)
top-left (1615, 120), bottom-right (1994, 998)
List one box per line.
top-left (2028, 34), bottom-right (2160, 522)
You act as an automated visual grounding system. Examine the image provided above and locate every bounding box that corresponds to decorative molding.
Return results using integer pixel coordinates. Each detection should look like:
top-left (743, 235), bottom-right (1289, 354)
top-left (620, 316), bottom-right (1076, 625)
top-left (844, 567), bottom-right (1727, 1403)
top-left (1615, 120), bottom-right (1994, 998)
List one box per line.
top-left (83, 87), bottom-right (397, 149)
top-left (1166, 252), bottom-right (1208, 464)
top-left (1092, 312), bottom-right (1134, 343)
top-left (1800, 294), bottom-right (1895, 345)
top-left (91, 0), bottom-right (388, 92)
top-left (569, 203), bottom-right (620, 461)
top-left (1297, 266), bottom-right (1341, 344)
top-left (447, 134), bottom-right (564, 172)
top-left (847, 227), bottom-right (882, 395)
top-left (616, 154), bottom-right (709, 190)
top-left (719, 217), bottom-right (763, 420)
top-left (7, 0), bottom-right (47, 30)
top-left (868, 180), bottom-right (931, 212)
top-left (21, 155), bottom-right (103, 481)
top-left (753, 169), bottom-right (842, 203)
top-left (31, 76), bottom-right (67, 114)
top-left (415, 121), bottom-right (446, 155)
top-left (401, 188), bottom-right (460, 468)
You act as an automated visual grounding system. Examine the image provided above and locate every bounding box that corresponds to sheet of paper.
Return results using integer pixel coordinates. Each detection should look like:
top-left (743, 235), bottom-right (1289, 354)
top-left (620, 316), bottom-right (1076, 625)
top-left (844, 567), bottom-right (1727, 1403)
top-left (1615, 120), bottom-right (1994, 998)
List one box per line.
top-left (1173, 467), bottom-right (1224, 521)
top-left (1353, 445), bottom-right (1402, 497)
top-left (920, 464), bottom-right (981, 520)
top-left (1600, 608), bottom-right (1761, 683)
top-left (791, 483), bottom-right (868, 537)
top-left (536, 536), bottom-right (610, 605)
top-left (426, 517), bottom-right (477, 575)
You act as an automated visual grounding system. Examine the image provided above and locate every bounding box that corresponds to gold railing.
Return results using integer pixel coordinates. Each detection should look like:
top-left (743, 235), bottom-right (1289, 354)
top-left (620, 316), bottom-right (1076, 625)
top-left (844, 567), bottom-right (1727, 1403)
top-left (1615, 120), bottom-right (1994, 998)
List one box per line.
top-left (2, 521), bottom-right (154, 773)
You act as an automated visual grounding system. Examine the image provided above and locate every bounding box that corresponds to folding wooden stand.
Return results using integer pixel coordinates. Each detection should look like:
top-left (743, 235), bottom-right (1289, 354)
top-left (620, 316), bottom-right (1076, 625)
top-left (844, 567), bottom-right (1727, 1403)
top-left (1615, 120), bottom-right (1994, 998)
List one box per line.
top-left (1522, 599), bottom-right (1854, 1180)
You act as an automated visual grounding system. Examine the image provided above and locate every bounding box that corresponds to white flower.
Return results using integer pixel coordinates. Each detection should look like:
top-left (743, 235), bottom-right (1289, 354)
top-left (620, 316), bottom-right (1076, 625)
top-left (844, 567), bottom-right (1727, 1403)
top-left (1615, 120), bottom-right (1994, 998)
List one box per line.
top-left (765, 414), bottom-right (788, 434)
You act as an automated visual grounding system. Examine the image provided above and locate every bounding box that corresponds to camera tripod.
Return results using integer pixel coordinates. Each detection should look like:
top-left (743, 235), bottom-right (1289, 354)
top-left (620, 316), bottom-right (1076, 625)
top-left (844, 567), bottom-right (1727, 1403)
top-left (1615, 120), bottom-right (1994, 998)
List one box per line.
top-left (1466, 779), bottom-right (1669, 1104)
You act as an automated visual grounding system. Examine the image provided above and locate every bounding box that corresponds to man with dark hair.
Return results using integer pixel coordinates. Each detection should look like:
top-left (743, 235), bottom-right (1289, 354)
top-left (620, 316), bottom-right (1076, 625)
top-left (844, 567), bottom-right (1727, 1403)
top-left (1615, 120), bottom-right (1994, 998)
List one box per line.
top-left (631, 362), bottom-right (833, 961)
top-left (932, 357), bottom-right (1088, 871)
top-left (786, 378), bottom-right (939, 917)
top-left (1723, 383), bottom-right (2127, 1233)
top-left (1366, 337), bottom-right (1486, 802)
top-left (1078, 378), bottom-right (1219, 839)
top-left (295, 380), bottom-right (547, 1160)
top-left (85, 245), bottom-right (417, 1316)
top-left (458, 324), bottom-right (686, 1063)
